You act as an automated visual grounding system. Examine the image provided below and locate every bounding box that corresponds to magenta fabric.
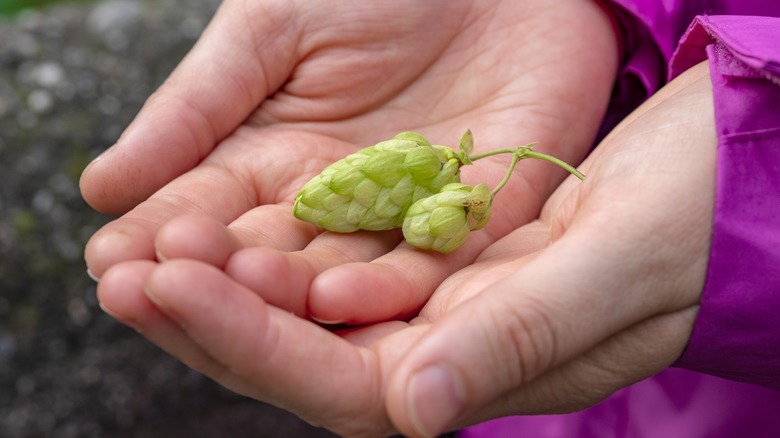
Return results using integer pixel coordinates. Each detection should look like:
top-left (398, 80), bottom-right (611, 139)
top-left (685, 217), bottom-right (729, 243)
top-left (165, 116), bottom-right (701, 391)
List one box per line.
top-left (670, 16), bottom-right (780, 390)
top-left (461, 3), bottom-right (780, 437)
top-left (600, 1), bottom-right (780, 133)
top-left (610, 1), bottom-right (780, 63)
top-left (459, 369), bottom-right (780, 438)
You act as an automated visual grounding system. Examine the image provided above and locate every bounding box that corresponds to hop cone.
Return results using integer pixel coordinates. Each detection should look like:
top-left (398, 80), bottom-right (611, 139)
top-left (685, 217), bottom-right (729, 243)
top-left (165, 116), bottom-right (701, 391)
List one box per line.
top-left (402, 183), bottom-right (493, 253)
top-left (293, 132), bottom-right (462, 232)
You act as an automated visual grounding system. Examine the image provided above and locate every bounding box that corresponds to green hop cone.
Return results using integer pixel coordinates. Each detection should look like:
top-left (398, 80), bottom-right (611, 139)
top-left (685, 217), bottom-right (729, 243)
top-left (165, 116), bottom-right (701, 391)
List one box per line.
top-left (293, 132), bottom-right (462, 232)
top-left (402, 182), bottom-right (493, 253)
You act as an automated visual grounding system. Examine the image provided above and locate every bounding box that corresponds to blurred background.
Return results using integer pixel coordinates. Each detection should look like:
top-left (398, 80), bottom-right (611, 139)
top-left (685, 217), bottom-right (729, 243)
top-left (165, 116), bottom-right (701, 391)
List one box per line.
top-left (0, 1), bottom-right (337, 436)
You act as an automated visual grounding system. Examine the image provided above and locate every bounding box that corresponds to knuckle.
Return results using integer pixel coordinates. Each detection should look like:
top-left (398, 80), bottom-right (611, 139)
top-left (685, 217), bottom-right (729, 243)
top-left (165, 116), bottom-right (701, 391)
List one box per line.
top-left (483, 294), bottom-right (559, 387)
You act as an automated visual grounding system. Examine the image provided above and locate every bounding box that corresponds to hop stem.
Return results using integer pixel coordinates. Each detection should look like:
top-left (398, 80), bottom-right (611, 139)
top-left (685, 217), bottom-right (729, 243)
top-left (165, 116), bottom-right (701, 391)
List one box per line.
top-left (467, 143), bottom-right (585, 197)
top-left (516, 148), bottom-right (586, 181)
top-left (490, 152), bottom-right (519, 196)
top-left (466, 147), bottom-right (518, 162)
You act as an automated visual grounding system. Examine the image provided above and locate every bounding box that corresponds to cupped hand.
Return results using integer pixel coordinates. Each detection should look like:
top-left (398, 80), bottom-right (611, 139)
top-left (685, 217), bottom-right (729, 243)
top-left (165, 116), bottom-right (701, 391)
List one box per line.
top-left (97, 60), bottom-right (717, 437)
top-left (82, 0), bottom-right (619, 321)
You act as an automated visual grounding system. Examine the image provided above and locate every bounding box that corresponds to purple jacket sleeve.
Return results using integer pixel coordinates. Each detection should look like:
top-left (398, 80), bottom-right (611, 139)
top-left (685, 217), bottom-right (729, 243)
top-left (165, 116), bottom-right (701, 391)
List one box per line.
top-left (607, 1), bottom-right (780, 389)
top-left (602, 1), bottom-right (780, 126)
top-left (668, 15), bottom-right (780, 390)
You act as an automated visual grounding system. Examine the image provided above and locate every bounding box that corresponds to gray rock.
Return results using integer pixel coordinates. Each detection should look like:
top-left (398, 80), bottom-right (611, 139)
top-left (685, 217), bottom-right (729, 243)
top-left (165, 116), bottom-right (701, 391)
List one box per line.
top-left (86, 0), bottom-right (142, 36)
top-left (29, 60), bottom-right (66, 88)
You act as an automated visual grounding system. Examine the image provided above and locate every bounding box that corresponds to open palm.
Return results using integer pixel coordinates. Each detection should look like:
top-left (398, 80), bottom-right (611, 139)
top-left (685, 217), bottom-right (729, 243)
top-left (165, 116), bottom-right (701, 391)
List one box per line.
top-left (82, 0), bottom-right (618, 323)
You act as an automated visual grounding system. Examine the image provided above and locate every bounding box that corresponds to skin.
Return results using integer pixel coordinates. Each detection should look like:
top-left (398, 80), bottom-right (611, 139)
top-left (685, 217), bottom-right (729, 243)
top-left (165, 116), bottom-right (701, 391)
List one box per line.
top-left (81, 0), bottom-right (619, 323)
top-left (82, 0), bottom-right (716, 436)
top-left (96, 61), bottom-right (716, 437)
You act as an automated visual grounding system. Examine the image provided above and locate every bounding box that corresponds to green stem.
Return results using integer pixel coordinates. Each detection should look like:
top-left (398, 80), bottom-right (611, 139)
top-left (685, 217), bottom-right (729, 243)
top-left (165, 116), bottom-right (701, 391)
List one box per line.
top-left (490, 152), bottom-right (519, 196)
top-left (466, 144), bottom-right (586, 181)
top-left (518, 150), bottom-right (586, 181)
top-left (467, 147), bottom-right (518, 162)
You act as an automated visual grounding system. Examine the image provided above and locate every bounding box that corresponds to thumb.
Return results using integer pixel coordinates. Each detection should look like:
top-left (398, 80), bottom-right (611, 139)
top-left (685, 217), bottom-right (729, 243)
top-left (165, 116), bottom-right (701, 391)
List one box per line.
top-left (79, 2), bottom-right (297, 214)
top-left (385, 231), bottom-right (691, 437)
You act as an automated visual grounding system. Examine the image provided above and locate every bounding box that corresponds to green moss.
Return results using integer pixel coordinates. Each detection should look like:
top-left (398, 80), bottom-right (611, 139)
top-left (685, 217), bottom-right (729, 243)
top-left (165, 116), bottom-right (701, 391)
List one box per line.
top-left (0, 0), bottom-right (95, 16)
top-left (12, 208), bottom-right (39, 238)
top-left (66, 147), bottom-right (91, 183)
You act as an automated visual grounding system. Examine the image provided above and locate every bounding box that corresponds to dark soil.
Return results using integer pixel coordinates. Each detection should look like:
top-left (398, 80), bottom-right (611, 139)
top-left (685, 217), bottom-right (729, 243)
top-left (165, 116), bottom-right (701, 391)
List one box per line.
top-left (0, 1), bottom-right (338, 436)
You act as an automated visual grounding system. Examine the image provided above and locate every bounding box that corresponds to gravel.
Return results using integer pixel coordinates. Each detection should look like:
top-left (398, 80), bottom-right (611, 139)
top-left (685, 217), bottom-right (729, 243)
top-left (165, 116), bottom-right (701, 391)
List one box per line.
top-left (0, 1), bottom-right (337, 436)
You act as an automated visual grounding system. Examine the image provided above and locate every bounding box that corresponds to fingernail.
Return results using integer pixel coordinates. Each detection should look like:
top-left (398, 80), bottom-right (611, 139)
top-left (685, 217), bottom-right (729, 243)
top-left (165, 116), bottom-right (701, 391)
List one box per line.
top-left (99, 302), bottom-right (141, 333)
top-left (143, 285), bottom-right (165, 310)
top-left (155, 249), bottom-right (167, 263)
top-left (311, 315), bottom-right (347, 325)
top-left (86, 268), bottom-right (100, 282)
top-left (82, 143), bottom-right (116, 174)
top-left (95, 143), bottom-right (118, 162)
top-left (407, 365), bottom-right (466, 437)
top-left (144, 286), bottom-right (187, 330)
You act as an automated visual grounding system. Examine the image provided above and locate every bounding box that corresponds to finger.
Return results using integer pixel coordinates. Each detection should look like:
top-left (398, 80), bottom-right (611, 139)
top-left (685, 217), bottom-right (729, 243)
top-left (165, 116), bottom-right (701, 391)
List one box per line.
top-left (154, 214), bottom-right (245, 268)
top-left (97, 260), bottom-right (221, 375)
top-left (384, 231), bottom-right (700, 437)
top-left (97, 259), bottom-right (336, 414)
top-left (228, 204), bottom-right (321, 251)
top-left (144, 259), bottom-right (395, 437)
top-left (96, 260), bottom-right (157, 331)
top-left (84, 162), bottom-right (254, 278)
top-left (80, 2), bottom-right (298, 214)
top-left (455, 306), bottom-right (699, 428)
top-left (307, 234), bottom-right (491, 325)
top-left (85, 127), bottom-right (361, 279)
top-left (85, 125), bottom-right (368, 280)
top-left (225, 199), bottom-right (514, 323)
top-left (224, 229), bottom-right (402, 317)
top-left (153, 208), bottom-right (320, 268)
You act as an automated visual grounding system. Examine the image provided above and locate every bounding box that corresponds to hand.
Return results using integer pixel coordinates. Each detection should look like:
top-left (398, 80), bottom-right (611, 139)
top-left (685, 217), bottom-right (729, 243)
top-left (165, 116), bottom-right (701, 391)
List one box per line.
top-left (81, 0), bottom-right (619, 321)
top-left (96, 61), bottom-right (716, 437)
top-left (384, 60), bottom-right (716, 431)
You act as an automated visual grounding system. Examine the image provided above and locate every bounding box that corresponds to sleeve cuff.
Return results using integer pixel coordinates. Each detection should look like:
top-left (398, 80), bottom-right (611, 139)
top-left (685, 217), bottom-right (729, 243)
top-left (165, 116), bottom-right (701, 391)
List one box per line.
top-left (669, 16), bottom-right (780, 390)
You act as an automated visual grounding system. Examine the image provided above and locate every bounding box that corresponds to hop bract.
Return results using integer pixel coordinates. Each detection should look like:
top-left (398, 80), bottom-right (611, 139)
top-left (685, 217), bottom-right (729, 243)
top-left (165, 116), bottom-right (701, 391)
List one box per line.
top-left (293, 132), bottom-right (462, 232)
top-left (402, 183), bottom-right (493, 253)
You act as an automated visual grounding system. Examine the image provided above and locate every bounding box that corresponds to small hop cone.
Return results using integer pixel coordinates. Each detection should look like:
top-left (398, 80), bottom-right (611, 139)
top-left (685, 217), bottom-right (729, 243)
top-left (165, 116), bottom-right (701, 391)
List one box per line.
top-left (402, 183), bottom-right (493, 253)
top-left (293, 133), bottom-right (462, 232)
